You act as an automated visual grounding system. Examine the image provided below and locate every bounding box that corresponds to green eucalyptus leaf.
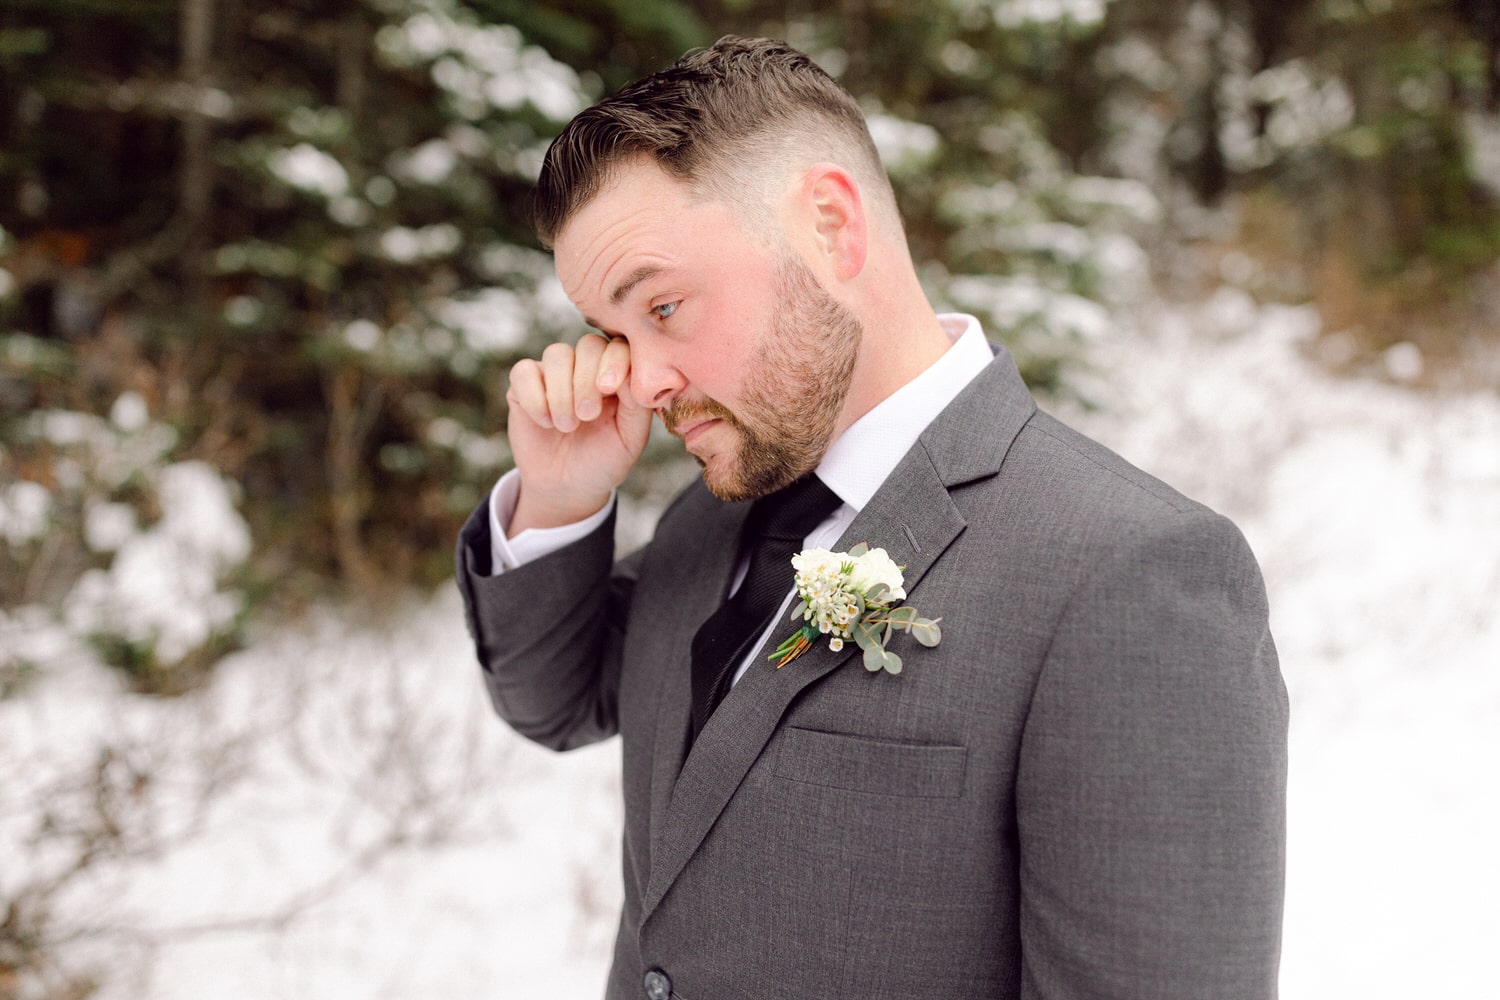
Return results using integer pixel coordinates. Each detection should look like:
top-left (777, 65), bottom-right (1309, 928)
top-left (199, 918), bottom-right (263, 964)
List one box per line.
top-left (886, 606), bottom-right (917, 628)
top-left (853, 620), bottom-right (881, 650)
top-left (883, 650), bottom-right (903, 675)
top-left (790, 599), bottom-right (808, 622)
top-left (848, 542), bottom-right (869, 558)
top-left (863, 645), bottom-right (884, 672)
top-left (913, 619), bottom-right (942, 647)
top-left (866, 582), bottom-right (888, 602)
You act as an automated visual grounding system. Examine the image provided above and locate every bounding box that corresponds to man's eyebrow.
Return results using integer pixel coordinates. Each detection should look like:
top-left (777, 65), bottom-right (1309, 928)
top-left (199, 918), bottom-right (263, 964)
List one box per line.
top-left (609, 264), bottom-right (666, 305)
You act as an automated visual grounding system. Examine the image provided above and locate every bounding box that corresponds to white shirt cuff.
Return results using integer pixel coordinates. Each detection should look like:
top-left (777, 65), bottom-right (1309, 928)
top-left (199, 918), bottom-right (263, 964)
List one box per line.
top-left (486, 468), bottom-right (615, 574)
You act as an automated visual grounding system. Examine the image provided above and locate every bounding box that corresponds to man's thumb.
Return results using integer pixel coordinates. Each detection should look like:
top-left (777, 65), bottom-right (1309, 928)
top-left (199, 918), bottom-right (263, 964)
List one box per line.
top-left (612, 385), bottom-right (654, 439)
top-left (613, 382), bottom-right (651, 420)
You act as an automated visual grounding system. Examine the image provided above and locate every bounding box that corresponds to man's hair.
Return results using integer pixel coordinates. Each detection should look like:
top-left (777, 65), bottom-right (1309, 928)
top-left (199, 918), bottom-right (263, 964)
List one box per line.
top-left (532, 35), bottom-right (895, 248)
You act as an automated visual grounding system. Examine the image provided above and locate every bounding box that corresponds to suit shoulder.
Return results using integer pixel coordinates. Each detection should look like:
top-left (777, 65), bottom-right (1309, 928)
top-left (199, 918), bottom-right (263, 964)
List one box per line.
top-left (1015, 410), bottom-right (1202, 519)
top-left (966, 409), bottom-right (1263, 582)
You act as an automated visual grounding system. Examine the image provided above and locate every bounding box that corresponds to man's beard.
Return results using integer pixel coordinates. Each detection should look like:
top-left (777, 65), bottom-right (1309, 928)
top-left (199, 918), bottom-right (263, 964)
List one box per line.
top-left (663, 255), bottom-right (860, 502)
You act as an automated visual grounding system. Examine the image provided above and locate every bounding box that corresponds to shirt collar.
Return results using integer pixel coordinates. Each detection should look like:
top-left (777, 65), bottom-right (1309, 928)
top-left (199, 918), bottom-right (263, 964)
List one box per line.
top-left (816, 313), bottom-right (993, 512)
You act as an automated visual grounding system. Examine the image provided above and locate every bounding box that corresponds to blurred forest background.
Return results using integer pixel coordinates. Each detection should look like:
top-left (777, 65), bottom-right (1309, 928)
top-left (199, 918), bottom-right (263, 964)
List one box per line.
top-left (3, 0), bottom-right (1499, 994)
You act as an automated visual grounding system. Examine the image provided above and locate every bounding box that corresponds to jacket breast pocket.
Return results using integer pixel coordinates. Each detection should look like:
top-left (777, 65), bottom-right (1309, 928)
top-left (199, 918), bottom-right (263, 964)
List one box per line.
top-left (772, 726), bottom-right (967, 798)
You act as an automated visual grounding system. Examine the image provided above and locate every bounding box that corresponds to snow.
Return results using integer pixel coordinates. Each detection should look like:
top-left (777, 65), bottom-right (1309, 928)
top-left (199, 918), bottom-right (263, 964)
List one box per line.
top-left (83, 499), bottom-right (138, 553)
top-left (992, 0), bottom-right (1112, 29)
top-left (5, 294), bottom-right (1497, 996)
top-left (395, 138), bottom-right (460, 185)
top-left (378, 223), bottom-right (462, 262)
top-left (865, 111), bottom-right (941, 175)
top-left (110, 390), bottom-right (150, 432)
top-left (1063, 175), bottom-right (1162, 225)
top-left (1464, 111), bottom-right (1500, 199)
top-left (375, 2), bottom-right (584, 123)
top-left (328, 195), bottom-right (372, 228)
top-left (66, 462), bottom-right (250, 665)
top-left (222, 295), bottom-right (266, 328)
top-left (343, 319), bottom-right (382, 352)
top-left (947, 274), bottom-right (1112, 343)
top-left (2, 594), bottom-right (622, 998)
top-left (0, 478), bottom-right (51, 544)
top-left (19, 407), bottom-right (178, 490)
top-left (435, 286), bottom-right (529, 353)
top-left (267, 144), bottom-right (350, 200)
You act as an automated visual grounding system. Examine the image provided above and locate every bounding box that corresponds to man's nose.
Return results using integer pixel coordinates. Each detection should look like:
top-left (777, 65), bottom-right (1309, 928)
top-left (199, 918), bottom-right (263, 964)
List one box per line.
top-left (628, 343), bottom-right (686, 410)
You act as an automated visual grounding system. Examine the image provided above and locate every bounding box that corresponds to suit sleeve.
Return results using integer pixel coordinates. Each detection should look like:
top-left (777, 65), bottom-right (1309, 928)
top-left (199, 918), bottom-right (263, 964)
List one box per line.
top-left (1016, 508), bottom-right (1288, 999)
top-left (454, 499), bottom-right (638, 751)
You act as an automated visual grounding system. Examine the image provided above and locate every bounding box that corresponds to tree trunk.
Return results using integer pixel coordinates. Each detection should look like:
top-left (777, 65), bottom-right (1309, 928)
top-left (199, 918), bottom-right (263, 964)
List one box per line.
top-left (179, 0), bottom-right (215, 313)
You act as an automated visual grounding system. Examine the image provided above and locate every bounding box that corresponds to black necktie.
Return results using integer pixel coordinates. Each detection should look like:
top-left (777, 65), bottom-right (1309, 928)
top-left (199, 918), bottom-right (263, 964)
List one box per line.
top-left (688, 474), bottom-right (842, 746)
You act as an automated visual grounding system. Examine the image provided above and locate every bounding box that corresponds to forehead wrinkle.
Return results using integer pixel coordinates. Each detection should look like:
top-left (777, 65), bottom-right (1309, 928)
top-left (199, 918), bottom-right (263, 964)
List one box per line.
top-left (557, 199), bottom-right (664, 312)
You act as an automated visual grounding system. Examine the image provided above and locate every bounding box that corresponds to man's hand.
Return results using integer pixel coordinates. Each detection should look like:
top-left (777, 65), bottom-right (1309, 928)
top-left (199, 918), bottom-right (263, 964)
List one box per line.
top-left (504, 333), bottom-right (652, 535)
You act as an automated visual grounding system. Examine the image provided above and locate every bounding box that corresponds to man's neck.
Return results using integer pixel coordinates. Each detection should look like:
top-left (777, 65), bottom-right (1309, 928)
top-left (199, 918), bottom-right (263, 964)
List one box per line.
top-left (833, 302), bottom-right (955, 438)
top-left (815, 314), bottom-right (992, 512)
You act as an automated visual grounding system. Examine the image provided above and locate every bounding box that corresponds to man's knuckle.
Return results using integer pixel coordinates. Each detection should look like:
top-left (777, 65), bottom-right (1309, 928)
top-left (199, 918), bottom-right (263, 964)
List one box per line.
top-left (507, 364), bottom-right (536, 391)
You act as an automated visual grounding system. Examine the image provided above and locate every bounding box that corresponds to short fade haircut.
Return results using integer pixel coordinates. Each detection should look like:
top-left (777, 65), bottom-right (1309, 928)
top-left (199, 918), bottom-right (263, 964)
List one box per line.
top-left (532, 35), bottom-right (896, 249)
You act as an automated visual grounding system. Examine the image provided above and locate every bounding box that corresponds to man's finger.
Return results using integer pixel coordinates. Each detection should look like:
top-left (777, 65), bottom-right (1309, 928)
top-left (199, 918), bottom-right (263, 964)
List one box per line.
top-left (597, 336), bottom-right (631, 395)
top-left (540, 342), bottom-right (578, 432)
top-left (506, 359), bottom-right (552, 429)
top-left (572, 333), bottom-right (609, 423)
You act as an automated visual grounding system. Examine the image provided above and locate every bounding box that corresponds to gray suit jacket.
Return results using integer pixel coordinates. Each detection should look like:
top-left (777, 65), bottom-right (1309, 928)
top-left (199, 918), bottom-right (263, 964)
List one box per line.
top-left (456, 346), bottom-right (1287, 999)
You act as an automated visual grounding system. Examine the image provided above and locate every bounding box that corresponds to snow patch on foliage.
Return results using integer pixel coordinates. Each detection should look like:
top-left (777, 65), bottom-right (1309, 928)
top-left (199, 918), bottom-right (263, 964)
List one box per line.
top-left (0, 479), bottom-right (51, 545)
top-left (393, 138), bottom-right (460, 185)
top-left (376, 3), bottom-right (585, 123)
top-left (24, 407), bottom-right (178, 489)
top-left (4, 403), bottom-right (250, 677)
top-left (268, 143), bottom-right (350, 199)
top-left (67, 462), bottom-right (250, 667)
top-left (434, 287), bottom-right (528, 353)
top-left (379, 223), bottom-right (462, 262)
top-left (1465, 111), bottom-right (1500, 199)
top-left (948, 274), bottom-right (1110, 343)
top-left (992, 0), bottom-right (1111, 28)
top-left (865, 111), bottom-right (941, 175)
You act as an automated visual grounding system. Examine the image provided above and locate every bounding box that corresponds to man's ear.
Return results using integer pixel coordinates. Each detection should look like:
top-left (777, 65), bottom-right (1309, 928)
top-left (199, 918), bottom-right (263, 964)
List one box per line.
top-left (800, 163), bottom-right (868, 282)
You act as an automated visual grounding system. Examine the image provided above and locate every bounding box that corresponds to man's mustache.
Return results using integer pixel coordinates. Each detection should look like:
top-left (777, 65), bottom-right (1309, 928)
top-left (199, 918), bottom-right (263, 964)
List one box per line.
top-left (661, 397), bottom-right (736, 437)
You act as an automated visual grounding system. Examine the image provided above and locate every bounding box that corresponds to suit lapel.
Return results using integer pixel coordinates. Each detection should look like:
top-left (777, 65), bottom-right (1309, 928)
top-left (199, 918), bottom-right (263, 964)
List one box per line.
top-left (640, 348), bottom-right (1038, 922)
top-left (644, 491), bottom-right (751, 862)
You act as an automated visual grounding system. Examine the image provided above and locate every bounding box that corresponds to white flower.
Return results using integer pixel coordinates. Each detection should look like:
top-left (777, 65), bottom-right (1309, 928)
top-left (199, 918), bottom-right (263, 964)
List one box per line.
top-left (847, 547), bottom-right (906, 602)
top-left (790, 547), bottom-right (843, 578)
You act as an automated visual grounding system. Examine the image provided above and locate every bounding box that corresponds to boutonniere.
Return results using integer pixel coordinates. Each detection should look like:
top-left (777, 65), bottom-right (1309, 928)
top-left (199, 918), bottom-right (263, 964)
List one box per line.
top-left (769, 543), bottom-right (942, 674)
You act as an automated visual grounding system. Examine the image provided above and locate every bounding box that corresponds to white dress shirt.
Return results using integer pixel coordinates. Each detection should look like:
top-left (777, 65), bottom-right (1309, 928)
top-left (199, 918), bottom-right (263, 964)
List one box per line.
top-left (486, 313), bottom-right (995, 687)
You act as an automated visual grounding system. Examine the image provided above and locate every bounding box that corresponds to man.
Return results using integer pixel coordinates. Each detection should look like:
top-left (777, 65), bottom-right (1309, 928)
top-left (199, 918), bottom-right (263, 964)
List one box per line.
top-left (456, 36), bottom-right (1287, 1000)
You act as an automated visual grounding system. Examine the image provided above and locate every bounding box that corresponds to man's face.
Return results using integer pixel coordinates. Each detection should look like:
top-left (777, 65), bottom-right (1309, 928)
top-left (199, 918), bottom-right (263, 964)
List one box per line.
top-left (553, 158), bottom-right (861, 501)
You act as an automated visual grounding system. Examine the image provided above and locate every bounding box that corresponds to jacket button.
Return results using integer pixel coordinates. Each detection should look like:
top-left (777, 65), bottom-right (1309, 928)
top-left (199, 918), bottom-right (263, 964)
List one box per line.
top-left (643, 967), bottom-right (672, 1000)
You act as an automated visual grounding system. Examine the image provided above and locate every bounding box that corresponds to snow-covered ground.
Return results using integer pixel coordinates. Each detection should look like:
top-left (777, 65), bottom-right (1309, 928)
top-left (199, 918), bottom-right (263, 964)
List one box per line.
top-left (4, 294), bottom-right (1497, 997)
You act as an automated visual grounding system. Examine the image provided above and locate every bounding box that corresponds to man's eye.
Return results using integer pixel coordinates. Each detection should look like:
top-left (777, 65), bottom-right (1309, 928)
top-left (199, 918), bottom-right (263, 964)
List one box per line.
top-left (652, 301), bottom-right (678, 320)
